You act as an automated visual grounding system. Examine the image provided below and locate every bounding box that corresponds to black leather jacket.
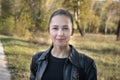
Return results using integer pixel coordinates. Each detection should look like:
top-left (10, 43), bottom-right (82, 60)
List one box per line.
top-left (30, 45), bottom-right (97, 80)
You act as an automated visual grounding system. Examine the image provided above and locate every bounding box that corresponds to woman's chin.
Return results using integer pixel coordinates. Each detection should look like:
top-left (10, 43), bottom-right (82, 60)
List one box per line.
top-left (54, 43), bottom-right (66, 47)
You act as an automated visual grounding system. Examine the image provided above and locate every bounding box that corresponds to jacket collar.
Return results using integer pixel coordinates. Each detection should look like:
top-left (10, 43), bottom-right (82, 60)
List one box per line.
top-left (37, 45), bottom-right (81, 67)
top-left (68, 45), bottom-right (82, 67)
top-left (37, 45), bottom-right (53, 61)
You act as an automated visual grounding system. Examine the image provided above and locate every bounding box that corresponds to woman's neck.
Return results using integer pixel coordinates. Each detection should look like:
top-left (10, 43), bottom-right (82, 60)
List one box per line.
top-left (51, 45), bottom-right (70, 58)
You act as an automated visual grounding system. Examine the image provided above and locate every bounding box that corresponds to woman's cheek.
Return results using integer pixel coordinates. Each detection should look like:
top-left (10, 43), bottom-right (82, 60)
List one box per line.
top-left (50, 32), bottom-right (56, 40)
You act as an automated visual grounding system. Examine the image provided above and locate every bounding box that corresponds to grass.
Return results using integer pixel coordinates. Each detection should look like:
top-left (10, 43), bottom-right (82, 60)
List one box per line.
top-left (0, 33), bottom-right (120, 80)
top-left (71, 33), bottom-right (120, 80)
top-left (0, 34), bottom-right (50, 80)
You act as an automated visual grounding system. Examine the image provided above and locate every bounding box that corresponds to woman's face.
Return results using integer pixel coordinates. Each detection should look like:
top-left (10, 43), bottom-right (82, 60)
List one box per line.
top-left (49, 15), bottom-right (72, 47)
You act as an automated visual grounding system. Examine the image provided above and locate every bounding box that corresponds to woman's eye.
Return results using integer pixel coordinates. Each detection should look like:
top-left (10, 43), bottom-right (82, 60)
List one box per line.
top-left (63, 28), bottom-right (68, 30)
top-left (53, 28), bottom-right (58, 30)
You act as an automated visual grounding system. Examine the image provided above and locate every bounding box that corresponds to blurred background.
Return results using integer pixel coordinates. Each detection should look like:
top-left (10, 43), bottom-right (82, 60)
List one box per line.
top-left (0, 0), bottom-right (120, 39)
top-left (0, 0), bottom-right (120, 80)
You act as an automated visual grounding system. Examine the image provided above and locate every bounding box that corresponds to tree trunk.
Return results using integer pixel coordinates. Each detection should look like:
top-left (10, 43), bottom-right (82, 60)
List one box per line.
top-left (28, 0), bottom-right (38, 27)
top-left (73, 0), bottom-right (84, 37)
top-left (0, 0), bottom-right (1, 16)
top-left (105, 8), bottom-right (112, 35)
top-left (88, 0), bottom-right (96, 33)
top-left (105, 15), bottom-right (111, 35)
top-left (13, 0), bottom-right (17, 28)
top-left (75, 21), bottom-right (84, 36)
top-left (116, 20), bottom-right (120, 41)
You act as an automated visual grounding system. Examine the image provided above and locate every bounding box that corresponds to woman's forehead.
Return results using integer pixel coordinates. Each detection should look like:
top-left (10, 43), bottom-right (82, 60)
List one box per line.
top-left (50, 15), bottom-right (71, 24)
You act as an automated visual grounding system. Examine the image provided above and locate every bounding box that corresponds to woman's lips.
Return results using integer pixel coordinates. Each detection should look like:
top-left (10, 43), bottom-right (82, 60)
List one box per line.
top-left (56, 38), bottom-right (64, 42)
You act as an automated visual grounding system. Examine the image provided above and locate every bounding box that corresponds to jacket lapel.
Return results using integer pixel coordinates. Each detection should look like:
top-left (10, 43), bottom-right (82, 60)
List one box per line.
top-left (36, 60), bottom-right (48, 80)
top-left (36, 46), bottom-right (52, 80)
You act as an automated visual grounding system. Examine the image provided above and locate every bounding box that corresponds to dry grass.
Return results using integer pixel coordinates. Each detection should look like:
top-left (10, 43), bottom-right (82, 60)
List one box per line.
top-left (71, 33), bottom-right (120, 80)
top-left (0, 33), bottom-right (120, 80)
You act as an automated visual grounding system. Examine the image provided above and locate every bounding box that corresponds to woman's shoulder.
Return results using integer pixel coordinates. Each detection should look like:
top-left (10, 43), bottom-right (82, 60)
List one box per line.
top-left (79, 52), bottom-right (94, 62)
top-left (33, 51), bottom-right (44, 57)
top-left (70, 45), bottom-right (95, 65)
top-left (32, 51), bottom-right (45, 62)
top-left (77, 52), bottom-right (96, 70)
top-left (71, 45), bottom-right (94, 63)
top-left (77, 51), bottom-right (94, 65)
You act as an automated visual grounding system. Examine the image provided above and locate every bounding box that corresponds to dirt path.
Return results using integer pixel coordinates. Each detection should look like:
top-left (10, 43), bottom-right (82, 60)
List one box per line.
top-left (0, 41), bottom-right (11, 80)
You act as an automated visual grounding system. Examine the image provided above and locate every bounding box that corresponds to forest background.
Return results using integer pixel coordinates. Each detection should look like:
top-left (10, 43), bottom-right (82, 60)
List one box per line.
top-left (0, 0), bottom-right (120, 80)
top-left (0, 0), bottom-right (120, 39)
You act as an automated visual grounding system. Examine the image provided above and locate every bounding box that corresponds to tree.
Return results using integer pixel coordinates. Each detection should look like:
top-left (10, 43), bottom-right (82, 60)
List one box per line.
top-left (63, 0), bottom-right (87, 36)
top-left (116, 19), bottom-right (120, 41)
top-left (73, 0), bottom-right (84, 36)
top-left (95, 0), bottom-right (120, 34)
top-left (1, 0), bottom-right (11, 18)
top-left (88, 0), bottom-right (96, 33)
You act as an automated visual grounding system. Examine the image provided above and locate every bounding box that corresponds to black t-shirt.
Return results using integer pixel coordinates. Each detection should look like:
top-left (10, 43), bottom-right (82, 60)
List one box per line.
top-left (42, 53), bottom-right (66, 80)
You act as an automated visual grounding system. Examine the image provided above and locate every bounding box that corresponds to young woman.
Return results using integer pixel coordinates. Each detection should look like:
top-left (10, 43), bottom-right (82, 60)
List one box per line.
top-left (30, 9), bottom-right (97, 80)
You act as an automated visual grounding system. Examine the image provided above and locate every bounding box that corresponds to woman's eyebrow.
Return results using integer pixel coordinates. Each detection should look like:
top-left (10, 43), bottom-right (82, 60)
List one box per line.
top-left (52, 25), bottom-right (59, 27)
top-left (51, 25), bottom-right (68, 27)
top-left (63, 25), bottom-right (68, 27)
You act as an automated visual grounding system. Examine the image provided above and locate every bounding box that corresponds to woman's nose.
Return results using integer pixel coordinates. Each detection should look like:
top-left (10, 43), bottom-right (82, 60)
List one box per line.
top-left (58, 29), bottom-right (64, 36)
